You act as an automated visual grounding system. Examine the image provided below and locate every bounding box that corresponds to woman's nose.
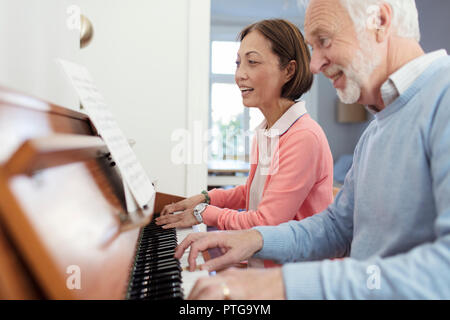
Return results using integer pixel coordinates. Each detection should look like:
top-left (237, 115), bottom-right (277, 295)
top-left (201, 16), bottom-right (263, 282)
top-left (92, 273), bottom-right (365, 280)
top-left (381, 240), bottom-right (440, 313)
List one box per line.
top-left (235, 65), bottom-right (248, 82)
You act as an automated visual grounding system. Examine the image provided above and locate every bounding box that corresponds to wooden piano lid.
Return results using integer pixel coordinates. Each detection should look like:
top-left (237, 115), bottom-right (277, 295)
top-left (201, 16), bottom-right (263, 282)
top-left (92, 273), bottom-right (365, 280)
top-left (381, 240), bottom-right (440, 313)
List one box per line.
top-left (0, 86), bottom-right (187, 299)
top-left (0, 86), bottom-right (92, 167)
top-left (0, 86), bottom-right (189, 299)
top-left (0, 86), bottom-right (138, 299)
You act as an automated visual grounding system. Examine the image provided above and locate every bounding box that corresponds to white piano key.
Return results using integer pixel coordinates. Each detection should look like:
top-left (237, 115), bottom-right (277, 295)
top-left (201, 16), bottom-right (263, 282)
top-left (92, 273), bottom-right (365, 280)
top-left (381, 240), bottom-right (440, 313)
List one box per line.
top-left (176, 227), bottom-right (194, 244)
top-left (176, 223), bottom-right (207, 252)
top-left (176, 223), bottom-right (208, 298)
top-left (181, 269), bottom-right (209, 298)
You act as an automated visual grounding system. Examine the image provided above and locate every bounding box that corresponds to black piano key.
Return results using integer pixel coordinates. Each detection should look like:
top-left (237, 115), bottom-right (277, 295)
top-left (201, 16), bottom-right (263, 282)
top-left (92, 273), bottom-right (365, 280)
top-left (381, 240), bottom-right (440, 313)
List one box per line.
top-left (136, 250), bottom-right (176, 261)
top-left (137, 249), bottom-right (175, 259)
top-left (143, 225), bottom-right (175, 233)
top-left (129, 275), bottom-right (181, 293)
top-left (130, 270), bottom-right (180, 283)
top-left (152, 290), bottom-right (183, 300)
top-left (138, 241), bottom-right (173, 249)
top-left (133, 262), bottom-right (180, 274)
top-left (134, 258), bottom-right (179, 270)
top-left (136, 286), bottom-right (183, 300)
top-left (132, 262), bottom-right (181, 275)
top-left (142, 235), bottom-right (176, 242)
top-left (128, 222), bottom-right (185, 301)
top-left (129, 280), bottom-right (180, 296)
top-left (129, 286), bottom-right (181, 300)
top-left (138, 245), bottom-right (176, 254)
top-left (135, 254), bottom-right (176, 265)
top-left (139, 238), bottom-right (175, 245)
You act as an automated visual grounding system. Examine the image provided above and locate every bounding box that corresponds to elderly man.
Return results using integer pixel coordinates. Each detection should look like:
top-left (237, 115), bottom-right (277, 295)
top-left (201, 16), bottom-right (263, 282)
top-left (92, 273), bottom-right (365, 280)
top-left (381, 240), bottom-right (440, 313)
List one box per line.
top-left (175, 0), bottom-right (450, 299)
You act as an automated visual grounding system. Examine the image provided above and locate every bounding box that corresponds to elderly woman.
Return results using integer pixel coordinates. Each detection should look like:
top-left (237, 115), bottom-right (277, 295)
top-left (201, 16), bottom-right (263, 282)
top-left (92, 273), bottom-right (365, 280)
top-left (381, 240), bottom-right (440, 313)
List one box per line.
top-left (156, 19), bottom-right (333, 235)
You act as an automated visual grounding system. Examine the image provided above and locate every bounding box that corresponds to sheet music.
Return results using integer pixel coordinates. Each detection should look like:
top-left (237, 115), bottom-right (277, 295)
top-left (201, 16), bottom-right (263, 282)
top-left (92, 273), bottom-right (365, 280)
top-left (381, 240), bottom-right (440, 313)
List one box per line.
top-left (57, 59), bottom-right (155, 213)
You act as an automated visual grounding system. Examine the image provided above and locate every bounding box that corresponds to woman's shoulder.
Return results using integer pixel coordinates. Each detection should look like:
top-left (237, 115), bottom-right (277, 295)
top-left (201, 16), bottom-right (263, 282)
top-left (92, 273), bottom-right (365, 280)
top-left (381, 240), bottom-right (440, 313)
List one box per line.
top-left (282, 114), bottom-right (326, 142)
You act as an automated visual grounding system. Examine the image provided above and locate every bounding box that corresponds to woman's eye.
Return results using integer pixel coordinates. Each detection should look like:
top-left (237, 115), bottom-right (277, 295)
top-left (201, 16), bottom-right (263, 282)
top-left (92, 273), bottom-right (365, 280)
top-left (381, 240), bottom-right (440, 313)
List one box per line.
top-left (248, 60), bottom-right (257, 64)
top-left (235, 60), bottom-right (241, 67)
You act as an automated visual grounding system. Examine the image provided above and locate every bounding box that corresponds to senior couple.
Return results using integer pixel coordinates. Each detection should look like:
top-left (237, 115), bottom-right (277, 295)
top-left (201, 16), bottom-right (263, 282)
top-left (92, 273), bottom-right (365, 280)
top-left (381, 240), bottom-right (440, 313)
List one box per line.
top-left (156, 0), bottom-right (450, 299)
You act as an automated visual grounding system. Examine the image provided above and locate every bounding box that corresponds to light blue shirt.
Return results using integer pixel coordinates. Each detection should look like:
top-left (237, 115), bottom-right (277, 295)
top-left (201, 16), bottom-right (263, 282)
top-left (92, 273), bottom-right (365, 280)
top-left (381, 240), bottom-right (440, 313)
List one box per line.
top-left (253, 53), bottom-right (450, 299)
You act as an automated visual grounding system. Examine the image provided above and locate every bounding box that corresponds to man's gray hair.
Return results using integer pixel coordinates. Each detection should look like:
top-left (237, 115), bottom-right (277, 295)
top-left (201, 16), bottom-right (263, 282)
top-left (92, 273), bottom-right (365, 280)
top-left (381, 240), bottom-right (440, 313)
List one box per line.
top-left (298, 0), bottom-right (420, 41)
top-left (339, 0), bottom-right (420, 41)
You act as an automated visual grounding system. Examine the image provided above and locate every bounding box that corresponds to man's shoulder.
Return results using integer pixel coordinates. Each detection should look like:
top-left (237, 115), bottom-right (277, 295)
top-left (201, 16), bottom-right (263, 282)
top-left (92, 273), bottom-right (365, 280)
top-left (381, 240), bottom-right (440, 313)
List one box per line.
top-left (420, 55), bottom-right (450, 91)
top-left (417, 56), bottom-right (450, 111)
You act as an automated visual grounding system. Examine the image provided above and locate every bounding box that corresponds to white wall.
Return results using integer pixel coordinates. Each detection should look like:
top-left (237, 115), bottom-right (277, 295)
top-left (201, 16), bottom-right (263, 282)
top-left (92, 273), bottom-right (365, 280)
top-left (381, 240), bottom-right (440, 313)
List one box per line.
top-left (75, 0), bottom-right (210, 197)
top-left (0, 0), bottom-right (210, 197)
top-left (0, 0), bottom-right (79, 108)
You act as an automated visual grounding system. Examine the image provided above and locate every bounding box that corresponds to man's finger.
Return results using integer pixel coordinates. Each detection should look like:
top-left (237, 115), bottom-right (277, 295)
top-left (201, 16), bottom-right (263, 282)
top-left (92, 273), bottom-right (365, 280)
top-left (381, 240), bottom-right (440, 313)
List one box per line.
top-left (188, 236), bottom-right (223, 271)
top-left (174, 232), bottom-right (207, 259)
top-left (187, 276), bottom-right (212, 300)
top-left (201, 251), bottom-right (237, 272)
top-left (188, 275), bottom-right (231, 300)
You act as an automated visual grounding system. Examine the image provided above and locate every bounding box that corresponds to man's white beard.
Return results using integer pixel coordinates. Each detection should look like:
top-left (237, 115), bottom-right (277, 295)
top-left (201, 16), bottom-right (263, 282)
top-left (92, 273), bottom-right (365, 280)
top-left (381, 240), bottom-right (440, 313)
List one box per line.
top-left (336, 71), bottom-right (362, 104)
top-left (332, 39), bottom-right (381, 104)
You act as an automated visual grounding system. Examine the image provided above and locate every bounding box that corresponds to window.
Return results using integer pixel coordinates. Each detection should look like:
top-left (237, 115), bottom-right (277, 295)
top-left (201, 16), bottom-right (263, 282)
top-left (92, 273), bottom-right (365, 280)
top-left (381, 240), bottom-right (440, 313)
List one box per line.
top-left (209, 41), bottom-right (264, 162)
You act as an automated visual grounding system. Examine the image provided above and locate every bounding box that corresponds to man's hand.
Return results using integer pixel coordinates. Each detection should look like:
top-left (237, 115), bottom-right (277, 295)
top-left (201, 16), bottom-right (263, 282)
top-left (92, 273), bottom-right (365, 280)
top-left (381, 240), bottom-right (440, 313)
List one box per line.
top-left (188, 267), bottom-right (286, 300)
top-left (174, 229), bottom-right (264, 272)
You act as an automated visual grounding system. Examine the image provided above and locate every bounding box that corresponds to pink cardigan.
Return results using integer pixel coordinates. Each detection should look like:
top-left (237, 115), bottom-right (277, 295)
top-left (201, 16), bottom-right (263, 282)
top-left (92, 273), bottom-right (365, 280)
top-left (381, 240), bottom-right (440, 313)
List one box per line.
top-left (202, 114), bottom-right (334, 230)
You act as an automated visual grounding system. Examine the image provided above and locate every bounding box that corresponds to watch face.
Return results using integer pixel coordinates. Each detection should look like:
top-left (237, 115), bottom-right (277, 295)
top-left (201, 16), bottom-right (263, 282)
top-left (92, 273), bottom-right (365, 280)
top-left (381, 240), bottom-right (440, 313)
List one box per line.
top-left (195, 203), bottom-right (207, 214)
top-left (194, 203), bottom-right (206, 223)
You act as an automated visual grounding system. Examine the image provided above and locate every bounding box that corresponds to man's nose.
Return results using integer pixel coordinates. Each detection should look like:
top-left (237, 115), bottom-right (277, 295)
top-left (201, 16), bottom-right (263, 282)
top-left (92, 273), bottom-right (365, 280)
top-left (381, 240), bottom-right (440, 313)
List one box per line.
top-left (310, 50), bottom-right (329, 74)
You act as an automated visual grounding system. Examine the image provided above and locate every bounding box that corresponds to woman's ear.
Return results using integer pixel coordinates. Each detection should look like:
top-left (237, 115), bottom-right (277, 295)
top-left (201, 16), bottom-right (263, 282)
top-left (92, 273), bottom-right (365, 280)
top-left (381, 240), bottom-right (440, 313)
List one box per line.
top-left (285, 60), bottom-right (297, 83)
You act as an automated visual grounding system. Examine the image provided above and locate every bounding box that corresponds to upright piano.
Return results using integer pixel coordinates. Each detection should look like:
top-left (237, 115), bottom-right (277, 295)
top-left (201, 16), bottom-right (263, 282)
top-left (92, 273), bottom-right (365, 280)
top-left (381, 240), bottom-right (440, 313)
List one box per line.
top-left (0, 87), bottom-right (208, 299)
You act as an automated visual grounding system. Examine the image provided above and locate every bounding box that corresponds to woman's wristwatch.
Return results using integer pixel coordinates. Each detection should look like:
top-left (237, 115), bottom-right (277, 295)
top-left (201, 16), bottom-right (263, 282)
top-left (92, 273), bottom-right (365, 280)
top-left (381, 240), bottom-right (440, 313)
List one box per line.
top-left (193, 203), bottom-right (208, 224)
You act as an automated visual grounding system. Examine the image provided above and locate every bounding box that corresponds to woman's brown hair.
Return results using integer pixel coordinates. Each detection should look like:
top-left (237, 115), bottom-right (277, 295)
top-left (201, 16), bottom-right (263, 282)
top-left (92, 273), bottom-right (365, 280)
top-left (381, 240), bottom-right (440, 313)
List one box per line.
top-left (238, 19), bottom-right (313, 101)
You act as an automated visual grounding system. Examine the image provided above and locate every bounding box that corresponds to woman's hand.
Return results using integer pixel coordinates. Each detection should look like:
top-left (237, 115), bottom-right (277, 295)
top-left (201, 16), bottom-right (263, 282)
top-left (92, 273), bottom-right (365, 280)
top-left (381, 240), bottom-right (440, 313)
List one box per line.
top-left (160, 194), bottom-right (205, 216)
top-left (155, 209), bottom-right (198, 229)
top-left (174, 229), bottom-right (264, 272)
top-left (188, 267), bottom-right (286, 300)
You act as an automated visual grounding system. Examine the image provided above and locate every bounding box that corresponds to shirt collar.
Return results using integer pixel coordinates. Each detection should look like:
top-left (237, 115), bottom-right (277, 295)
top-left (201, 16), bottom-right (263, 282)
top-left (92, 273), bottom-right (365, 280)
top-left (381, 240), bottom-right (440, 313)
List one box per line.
top-left (255, 101), bottom-right (308, 138)
top-left (377, 49), bottom-right (448, 110)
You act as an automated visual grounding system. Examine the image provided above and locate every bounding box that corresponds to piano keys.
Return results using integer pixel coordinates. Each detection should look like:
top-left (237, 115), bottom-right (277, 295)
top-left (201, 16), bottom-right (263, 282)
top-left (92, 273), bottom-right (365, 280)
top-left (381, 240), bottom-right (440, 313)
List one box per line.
top-left (127, 219), bottom-right (209, 300)
top-left (0, 86), bottom-right (209, 299)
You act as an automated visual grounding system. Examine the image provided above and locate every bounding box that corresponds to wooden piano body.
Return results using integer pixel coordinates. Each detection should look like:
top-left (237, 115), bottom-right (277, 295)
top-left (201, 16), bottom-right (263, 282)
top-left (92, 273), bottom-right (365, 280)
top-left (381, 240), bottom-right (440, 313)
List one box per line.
top-left (0, 87), bottom-right (186, 299)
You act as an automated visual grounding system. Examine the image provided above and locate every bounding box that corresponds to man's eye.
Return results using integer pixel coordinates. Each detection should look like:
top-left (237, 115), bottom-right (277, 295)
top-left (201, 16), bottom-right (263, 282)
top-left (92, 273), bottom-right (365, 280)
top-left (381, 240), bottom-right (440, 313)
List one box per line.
top-left (320, 38), bottom-right (331, 48)
top-left (248, 60), bottom-right (257, 64)
top-left (235, 60), bottom-right (241, 66)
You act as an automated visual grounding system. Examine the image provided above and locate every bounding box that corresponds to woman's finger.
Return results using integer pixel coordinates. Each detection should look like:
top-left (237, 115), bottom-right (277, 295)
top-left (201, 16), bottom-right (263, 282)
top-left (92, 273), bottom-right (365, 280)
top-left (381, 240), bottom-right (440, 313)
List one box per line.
top-left (160, 203), bottom-right (176, 216)
top-left (160, 201), bottom-right (185, 216)
top-left (161, 221), bottom-right (182, 229)
top-left (155, 213), bottom-right (181, 225)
